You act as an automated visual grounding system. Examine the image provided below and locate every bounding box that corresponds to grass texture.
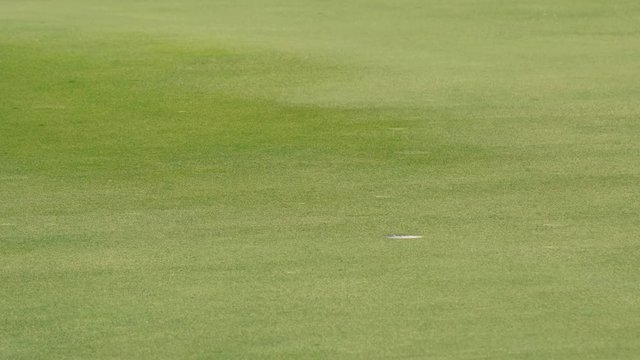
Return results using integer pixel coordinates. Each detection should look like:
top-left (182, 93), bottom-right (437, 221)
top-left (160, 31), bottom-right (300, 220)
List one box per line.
top-left (2, 0), bottom-right (640, 358)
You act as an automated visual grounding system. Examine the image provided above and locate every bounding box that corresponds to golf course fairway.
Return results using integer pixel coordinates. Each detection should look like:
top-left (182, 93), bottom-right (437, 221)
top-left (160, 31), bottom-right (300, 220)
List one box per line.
top-left (2, 0), bottom-right (640, 358)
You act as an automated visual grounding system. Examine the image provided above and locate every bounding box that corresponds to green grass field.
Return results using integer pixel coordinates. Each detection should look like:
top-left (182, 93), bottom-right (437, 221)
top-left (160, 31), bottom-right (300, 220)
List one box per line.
top-left (2, 0), bottom-right (640, 358)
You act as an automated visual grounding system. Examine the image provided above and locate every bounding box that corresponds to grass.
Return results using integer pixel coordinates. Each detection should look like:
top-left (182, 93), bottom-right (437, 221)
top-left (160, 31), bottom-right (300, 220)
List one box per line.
top-left (2, 0), bottom-right (640, 358)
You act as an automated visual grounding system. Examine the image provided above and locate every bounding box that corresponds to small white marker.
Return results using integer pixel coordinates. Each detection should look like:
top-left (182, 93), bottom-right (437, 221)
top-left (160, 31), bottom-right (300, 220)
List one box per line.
top-left (386, 234), bottom-right (423, 239)
top-left (0, 223), bottom-right (16, 226)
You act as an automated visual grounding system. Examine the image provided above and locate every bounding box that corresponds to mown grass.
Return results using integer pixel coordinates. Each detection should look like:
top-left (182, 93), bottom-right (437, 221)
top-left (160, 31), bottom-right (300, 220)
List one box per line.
top-left (2, 0), bottom-right (640, 358)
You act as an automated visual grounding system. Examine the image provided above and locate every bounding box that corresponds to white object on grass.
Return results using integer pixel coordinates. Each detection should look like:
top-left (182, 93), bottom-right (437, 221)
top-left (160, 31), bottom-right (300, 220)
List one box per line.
top-left (385, 234), bottom-right (423, 239)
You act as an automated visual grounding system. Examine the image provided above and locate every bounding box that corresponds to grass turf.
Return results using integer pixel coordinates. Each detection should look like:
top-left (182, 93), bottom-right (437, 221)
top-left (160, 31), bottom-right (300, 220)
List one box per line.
top-left (2, 0), bottom-right (640, 358)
